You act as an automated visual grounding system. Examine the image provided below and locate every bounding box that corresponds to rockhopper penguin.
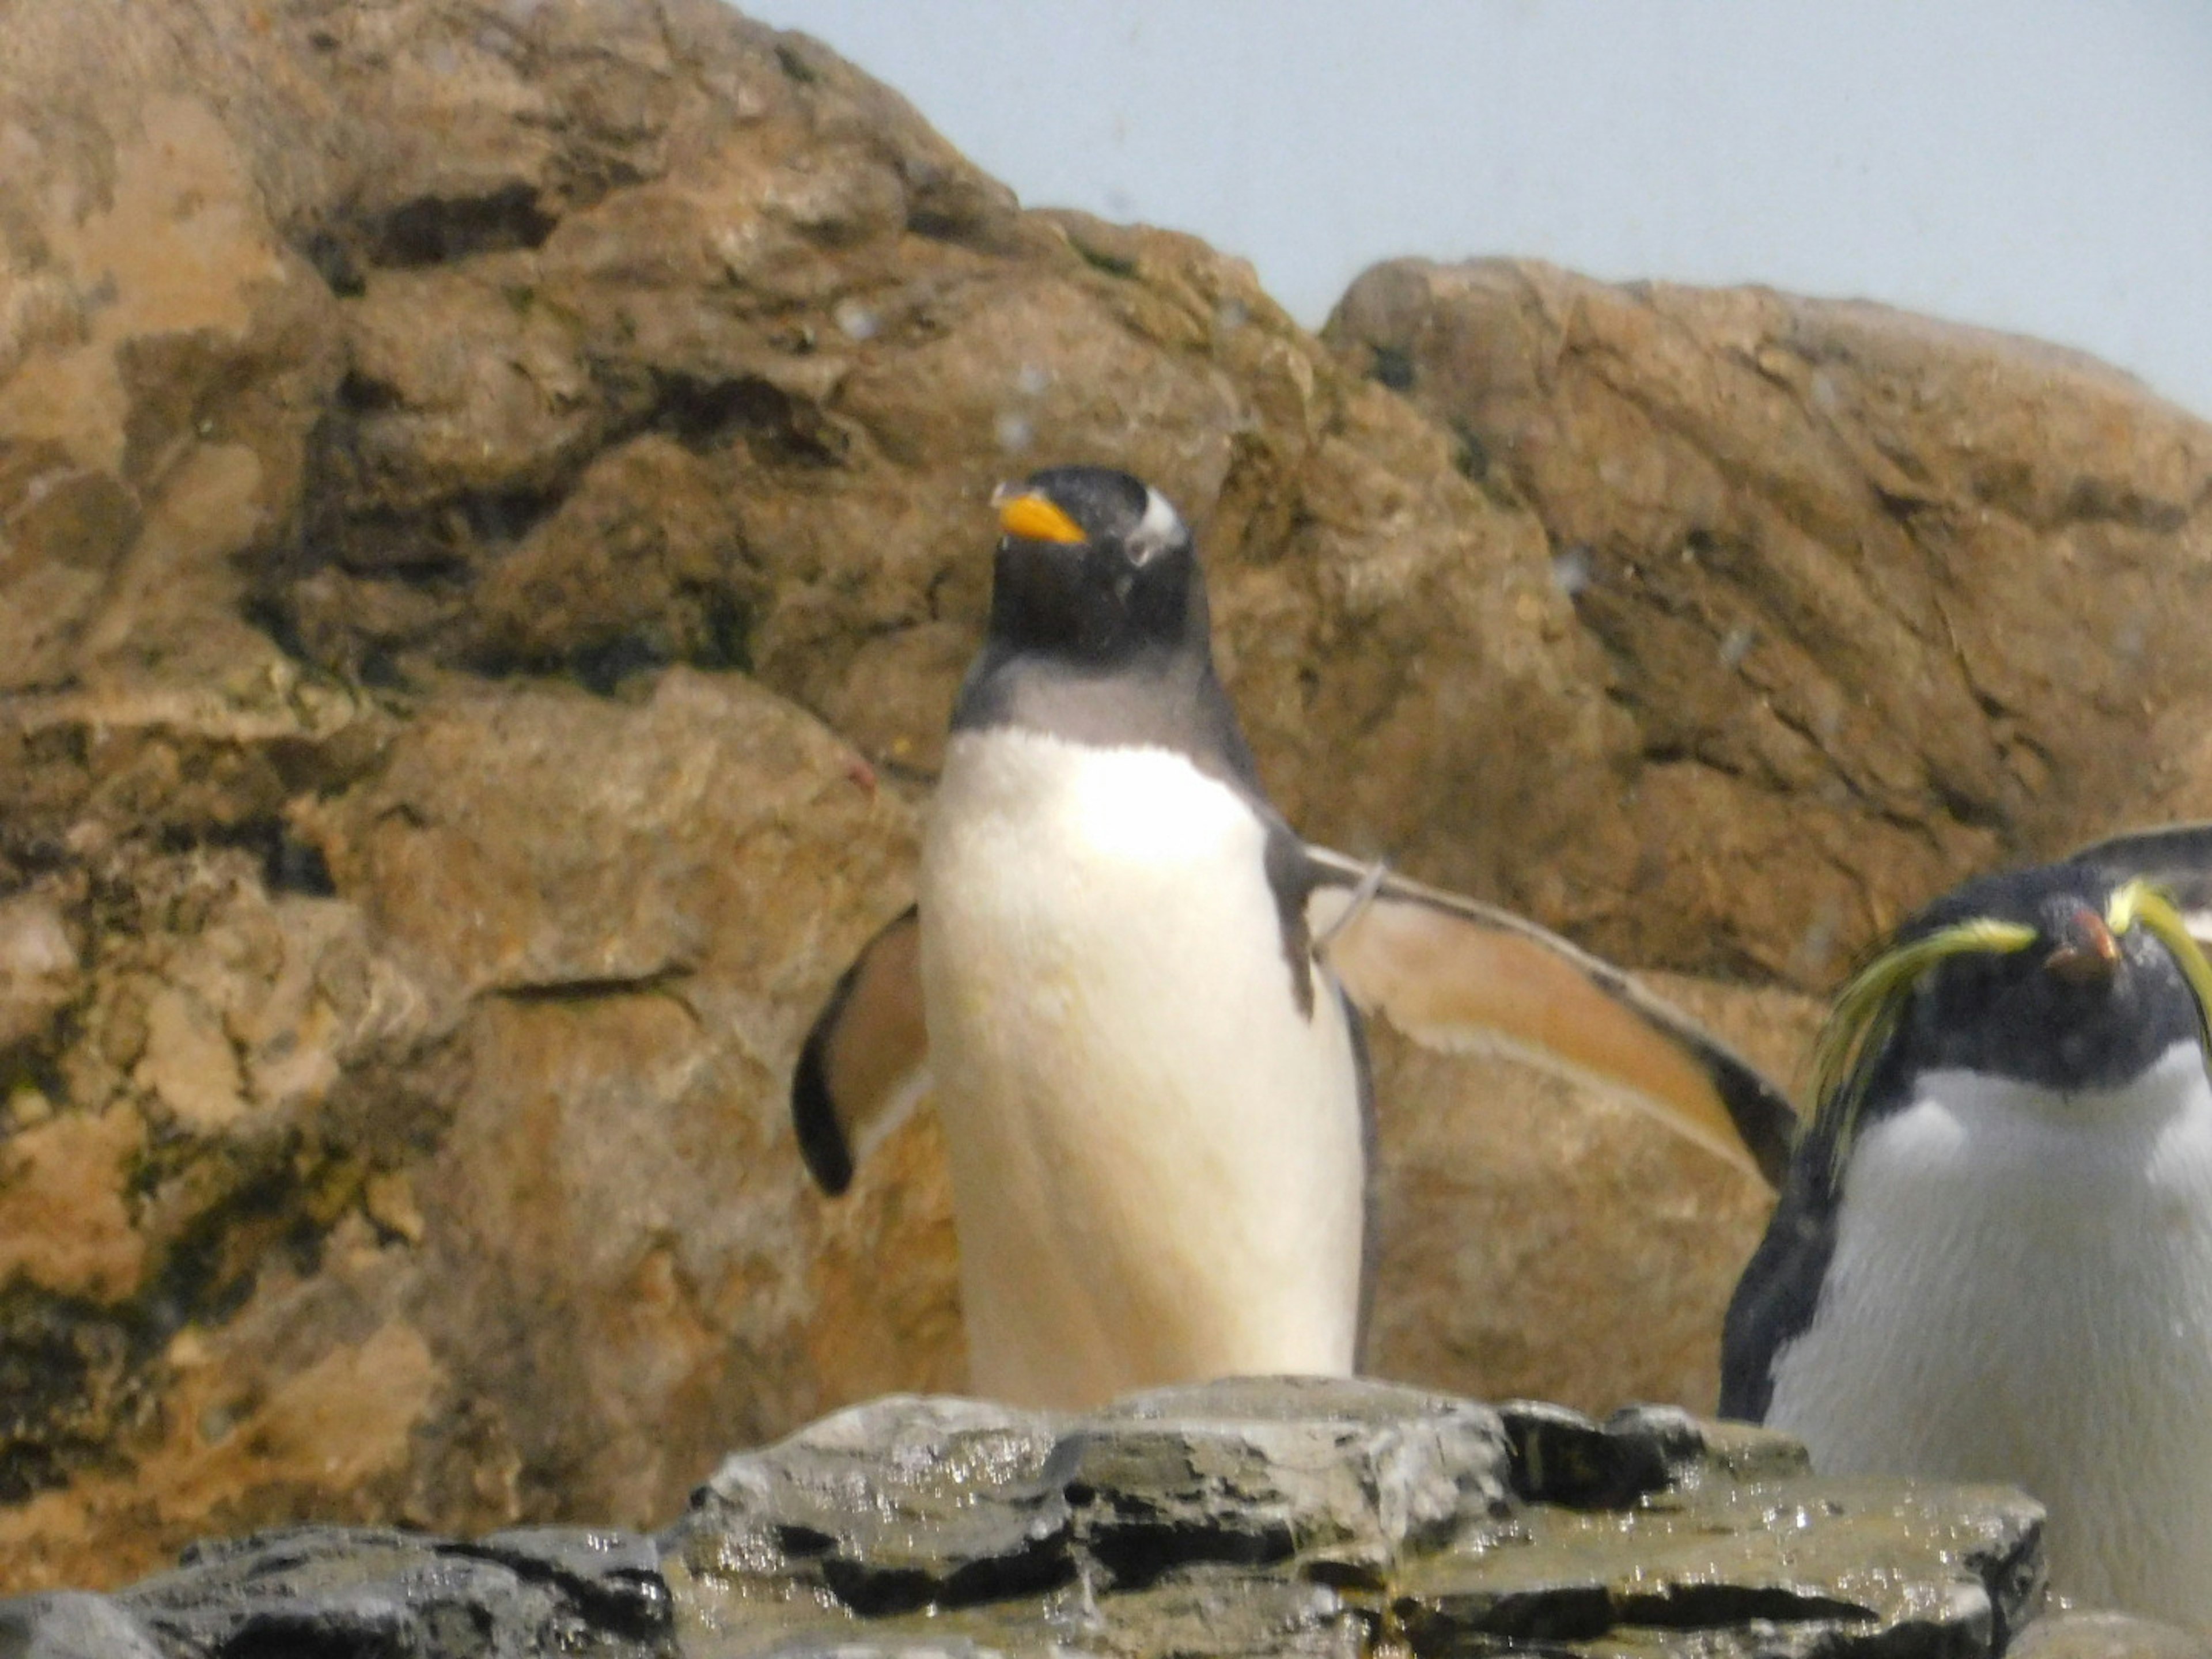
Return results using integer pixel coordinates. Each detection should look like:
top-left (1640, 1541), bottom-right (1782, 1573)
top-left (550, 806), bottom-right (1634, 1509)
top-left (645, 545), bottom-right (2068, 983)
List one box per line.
top-left (796, 465), bottom-right (1796, 1411)
top-left (1724, 827), bottom-right (2212, 1628)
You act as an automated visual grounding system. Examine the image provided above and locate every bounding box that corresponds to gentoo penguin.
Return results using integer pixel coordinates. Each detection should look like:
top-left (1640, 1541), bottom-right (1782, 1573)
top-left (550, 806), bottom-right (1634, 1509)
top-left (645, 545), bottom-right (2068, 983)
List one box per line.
top-left (1723, 828), bottom-right (2212, 1628)
top-left (794, 464), bottom-right (1795, 1411)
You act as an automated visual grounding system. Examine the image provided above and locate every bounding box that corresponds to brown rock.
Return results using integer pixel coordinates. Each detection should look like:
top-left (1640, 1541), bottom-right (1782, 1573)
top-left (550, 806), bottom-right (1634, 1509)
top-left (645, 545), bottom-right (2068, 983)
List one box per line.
top-left (0, 42), bottom-right (339, 694)
top-left (465, 434), bottom-right (759, 680)
top-left (0, 893), bottom-right (78, 1055)
top-left (1325, 258), bottom-right (2212, 980)
top-left (0, 1108), bottom-right (145, 1304)
top-left (307, 671), bottom-right (931, 1524)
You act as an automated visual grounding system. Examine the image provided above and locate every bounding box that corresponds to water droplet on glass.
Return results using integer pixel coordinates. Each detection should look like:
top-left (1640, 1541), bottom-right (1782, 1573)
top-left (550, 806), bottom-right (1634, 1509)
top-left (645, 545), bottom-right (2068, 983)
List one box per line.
top-left (1550, 545), bottom-right (1594, 596)
top-left (833, 299), bottom-right (878, 341)
top-left (995, 411), bottom-right (1034, 454)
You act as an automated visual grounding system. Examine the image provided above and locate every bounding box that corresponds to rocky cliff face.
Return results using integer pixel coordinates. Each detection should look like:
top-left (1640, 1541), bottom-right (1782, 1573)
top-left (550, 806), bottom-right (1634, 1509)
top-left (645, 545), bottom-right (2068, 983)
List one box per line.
top-left (1, 0), bottom-right (2207, 1595)
top-left (1324, 261), bottom-right (2212, 979)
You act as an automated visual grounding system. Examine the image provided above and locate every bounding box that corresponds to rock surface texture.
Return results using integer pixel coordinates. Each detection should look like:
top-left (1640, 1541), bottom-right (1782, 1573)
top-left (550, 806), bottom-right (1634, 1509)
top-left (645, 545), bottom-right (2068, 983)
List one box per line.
top-left (1, 0), bottom-right (2208, 1596)
top-left (1324, 260), bottom-right (2212, 979)
top-left (0, 1381), bottom-right (2077, 1659)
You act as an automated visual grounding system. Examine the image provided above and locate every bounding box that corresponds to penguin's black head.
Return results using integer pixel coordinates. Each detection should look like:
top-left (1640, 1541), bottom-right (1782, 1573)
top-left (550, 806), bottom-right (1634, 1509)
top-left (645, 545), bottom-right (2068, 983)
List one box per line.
top-left (986, 467), bottom-right (1204, 667)
top-left (1892, 864), bottom-right (2206, 1089)
top-left (1809, 861), bottom-right (2212, 1171)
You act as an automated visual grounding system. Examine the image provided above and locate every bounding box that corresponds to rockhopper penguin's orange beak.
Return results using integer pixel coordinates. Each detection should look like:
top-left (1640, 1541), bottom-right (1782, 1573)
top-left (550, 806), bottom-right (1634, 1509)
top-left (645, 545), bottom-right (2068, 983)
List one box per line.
top-left (2046, 904), bottom-right (2122, 987)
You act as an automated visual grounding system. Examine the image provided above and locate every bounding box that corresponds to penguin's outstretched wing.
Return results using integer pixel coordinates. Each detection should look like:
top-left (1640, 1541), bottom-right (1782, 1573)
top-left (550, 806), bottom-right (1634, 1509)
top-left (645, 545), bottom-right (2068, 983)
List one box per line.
top-left (790, 906), bottom-right (930, 1195)
top-left (2069, 822), bottom-right (2212, 944)
top-left (1303, 847), bottom-right (1798, 1188)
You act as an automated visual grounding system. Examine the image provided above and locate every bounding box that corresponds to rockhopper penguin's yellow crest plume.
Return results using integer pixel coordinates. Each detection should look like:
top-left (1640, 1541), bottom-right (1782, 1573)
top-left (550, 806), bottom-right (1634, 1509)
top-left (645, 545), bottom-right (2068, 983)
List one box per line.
top-left (1724, 825), bottom-right (2212, 1630)
top-left (793, 464), bottom-right (1796, 1412)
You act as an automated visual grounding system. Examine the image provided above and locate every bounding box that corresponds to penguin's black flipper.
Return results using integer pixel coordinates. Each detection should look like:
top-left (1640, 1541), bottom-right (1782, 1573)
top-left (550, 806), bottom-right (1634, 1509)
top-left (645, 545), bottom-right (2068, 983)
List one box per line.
top-left (1718, 1162), bottom-right (1838, 1420)
top-left (791, 906), bottom-right (930, 1195)
top-left (2068, 821), bottom-right (2212, 943)
top-left (1304, 847), bottom-right (1798, 1188)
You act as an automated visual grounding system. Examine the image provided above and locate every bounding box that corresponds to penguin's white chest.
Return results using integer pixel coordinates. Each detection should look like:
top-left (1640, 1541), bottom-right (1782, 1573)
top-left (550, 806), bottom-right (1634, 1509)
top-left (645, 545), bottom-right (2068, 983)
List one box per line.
top-left (918, 728), bottom-right (1366, 1410)
top-left (1764, 1044), bottom-right (2212, 1628)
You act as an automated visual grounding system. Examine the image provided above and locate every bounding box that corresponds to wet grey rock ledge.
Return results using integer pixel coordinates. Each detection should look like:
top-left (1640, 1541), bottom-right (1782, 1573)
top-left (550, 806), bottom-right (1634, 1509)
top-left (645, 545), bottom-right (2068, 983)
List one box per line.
top-left (0, 1526), bottom-right (671, 1659)
top-left (0, 1377), bottom-right (2073, 1659)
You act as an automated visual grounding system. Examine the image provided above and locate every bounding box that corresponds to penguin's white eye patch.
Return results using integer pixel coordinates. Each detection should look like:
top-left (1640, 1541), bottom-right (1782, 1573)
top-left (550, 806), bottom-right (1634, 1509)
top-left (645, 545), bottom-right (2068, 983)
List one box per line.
top-left (1126, 486), bottom-right (1185, 565)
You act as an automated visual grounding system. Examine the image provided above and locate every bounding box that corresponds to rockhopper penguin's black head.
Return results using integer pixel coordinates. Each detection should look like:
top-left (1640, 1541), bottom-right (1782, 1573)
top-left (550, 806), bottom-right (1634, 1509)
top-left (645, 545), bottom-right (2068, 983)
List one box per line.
top-left (1890, 865), bottom-right (2205, 1089)
top-left (986, 466), bottom-right (1204, 667)
top-left (1807, 862), bottom-right (2212, 1180)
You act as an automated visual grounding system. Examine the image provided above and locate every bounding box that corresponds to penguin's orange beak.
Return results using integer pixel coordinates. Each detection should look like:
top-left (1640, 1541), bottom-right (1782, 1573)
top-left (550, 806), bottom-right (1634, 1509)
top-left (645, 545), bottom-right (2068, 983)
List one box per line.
top-left (994, 486), bottom-right (1086, 544)
top-left (2046, 906), bottom-right (2121, 987)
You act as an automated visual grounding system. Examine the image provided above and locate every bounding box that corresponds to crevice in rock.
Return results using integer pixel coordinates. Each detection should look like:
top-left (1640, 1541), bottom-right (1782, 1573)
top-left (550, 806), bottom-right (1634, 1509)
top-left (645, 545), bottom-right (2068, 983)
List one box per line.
top-left (2059, 476), bottom-right (2190, 534)
top-left (816, 1559), bottom-right (935, 1617)
top-left (1447, 418), bottom-right (1487, 479)
top-left (490, 967), bottom-right (694, 1006)
top-left (649, 372), bottom-right (843, 464)
top-left (334, 371), bottom-right (402, 416)
top-left (1613, 1583), bottom-right (1875, 1628)
top-left (934, 1534), bottom-right (1079, 1608)
top-left (773, 41), bottom-right (821, 86)
top-left (298, 230), bottom-right (367, 298)
top-left (904, 206), bottom-right (980, 244)
top-left (460, 586), bottom-right (755, 698)
top-left (1368, 345), bottom-right (1415, 392)
top-left (446, 1535), bottom-right (673, 1643)
top-left (370, 184), bottom-right (558, 270)
top-left (238, 593), bottom-right (320, 672)
top-left (1080, 1515), bottom-right (1299, 1592)
top-left (1502, 1406), bottom-right (1673, 1510)
top-left (222, 1605), bottom-right (415, 1659)
top-left (1070, 240), bottom-right (1138, 280)
top-left (771, 1523), bottom-right (835, 1557)
top-left (451, 486), bottom-right (567, 550)
top-left (151, 821), bottom-right (336, 900)
top-left (1397, 1584), bottom-right (1614, 1646)
top-left (0, 1290), bottom-right (139, 1504)
top-left (1926, 773), bottom-right (2009, 835)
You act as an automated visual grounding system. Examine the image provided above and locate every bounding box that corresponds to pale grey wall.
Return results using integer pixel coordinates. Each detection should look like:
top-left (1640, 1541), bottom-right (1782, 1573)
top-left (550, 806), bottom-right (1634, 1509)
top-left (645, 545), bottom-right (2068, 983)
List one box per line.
top-left (742, 1), bottom-right (2212, 419)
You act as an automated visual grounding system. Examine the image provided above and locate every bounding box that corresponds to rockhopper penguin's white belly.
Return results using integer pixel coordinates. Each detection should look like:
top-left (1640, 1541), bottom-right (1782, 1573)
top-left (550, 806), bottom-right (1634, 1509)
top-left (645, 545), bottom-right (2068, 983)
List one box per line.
top-left (919, 728), bottom-right (1366, 1411)
top-left (1763, 1041), bottom-right (2212, 1628)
